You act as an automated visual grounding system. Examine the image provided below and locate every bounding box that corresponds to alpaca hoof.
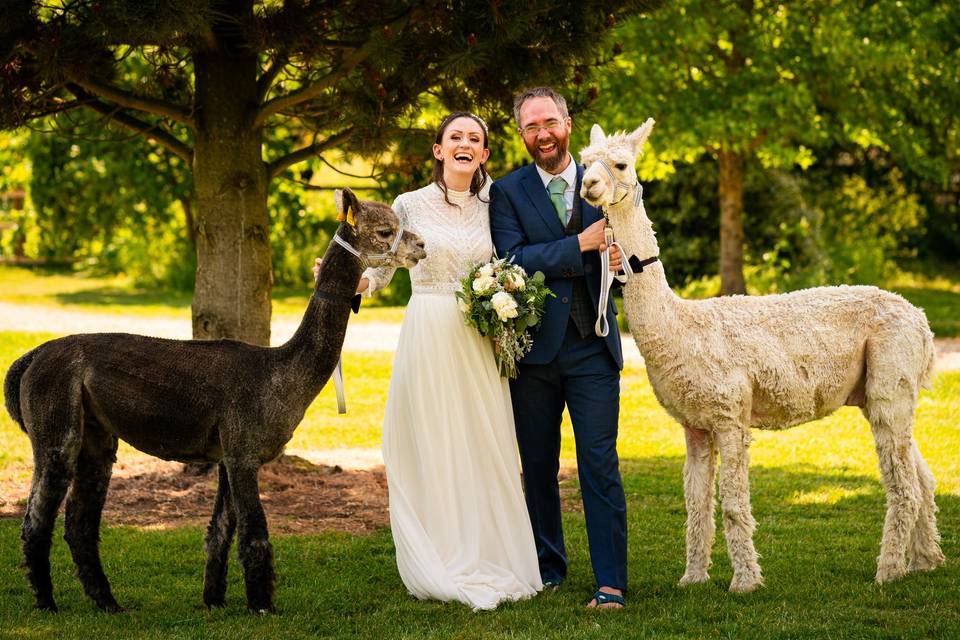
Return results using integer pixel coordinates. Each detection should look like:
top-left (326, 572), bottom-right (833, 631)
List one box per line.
top-left (908, 550), bottom-right (946, 574)
top-left (250, 605), bottom-right (276, 615)
top-left (728, 575), bottom-right (763, 593)
top-left (679, 571), bottom-right (710, 586)
top-left (100, 601), bottom-right (126, 614)
top-left (875, 564), bottom-right (908, 584)
top-left (35, 599), bottom-right (58, 613)
top-left (205, 598), bottom-right (227, 609)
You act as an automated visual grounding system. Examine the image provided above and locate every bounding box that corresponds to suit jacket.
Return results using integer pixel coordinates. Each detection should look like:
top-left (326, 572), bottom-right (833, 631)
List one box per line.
top-left (490, 162), bottom-right (623, 369)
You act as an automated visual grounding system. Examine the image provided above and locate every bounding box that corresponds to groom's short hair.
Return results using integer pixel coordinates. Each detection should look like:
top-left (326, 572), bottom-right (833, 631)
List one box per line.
top-left (513, 87), bottom-right (569, 127)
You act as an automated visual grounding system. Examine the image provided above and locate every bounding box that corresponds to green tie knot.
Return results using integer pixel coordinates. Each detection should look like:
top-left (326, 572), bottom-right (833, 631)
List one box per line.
top-left (548, 177), bottom-right (568, 224)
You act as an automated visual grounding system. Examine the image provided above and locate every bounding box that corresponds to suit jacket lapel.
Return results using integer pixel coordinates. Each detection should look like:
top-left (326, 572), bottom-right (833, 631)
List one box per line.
top-left (575, 163), bottom-right (601, 228)
top-left (520, 164), bottom-right (566, 238)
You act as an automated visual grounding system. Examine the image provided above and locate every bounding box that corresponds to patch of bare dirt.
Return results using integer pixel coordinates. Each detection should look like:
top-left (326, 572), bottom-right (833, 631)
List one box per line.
top-left (0, 454), bottom-right (389, 536)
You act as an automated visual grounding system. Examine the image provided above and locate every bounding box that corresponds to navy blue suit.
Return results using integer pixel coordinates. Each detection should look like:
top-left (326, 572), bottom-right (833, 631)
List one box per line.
top-left (490, 162), bottom-right (627, 591)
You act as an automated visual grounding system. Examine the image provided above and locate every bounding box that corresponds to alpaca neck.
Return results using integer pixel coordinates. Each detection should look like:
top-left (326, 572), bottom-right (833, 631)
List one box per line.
top-left (606, 198), bottom-right (684, 357)
top-left (276, 227), bottom-right (364, 397)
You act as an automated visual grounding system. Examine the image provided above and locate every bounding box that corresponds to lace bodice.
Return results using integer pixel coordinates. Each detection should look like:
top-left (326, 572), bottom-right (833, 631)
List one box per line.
top-left (364, 182), bottom-right (494, 296)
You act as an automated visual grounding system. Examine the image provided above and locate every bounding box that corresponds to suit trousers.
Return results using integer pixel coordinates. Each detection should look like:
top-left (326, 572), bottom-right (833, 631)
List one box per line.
top-left (509, 319), bottom-right (627, 590)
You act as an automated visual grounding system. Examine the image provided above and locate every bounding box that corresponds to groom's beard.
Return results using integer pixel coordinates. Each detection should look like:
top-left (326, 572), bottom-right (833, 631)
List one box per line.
top-left (527, 133), bottom-right (569, 173)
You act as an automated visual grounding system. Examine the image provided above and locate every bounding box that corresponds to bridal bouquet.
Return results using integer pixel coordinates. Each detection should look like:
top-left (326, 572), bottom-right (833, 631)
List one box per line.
top-left (456, 257), bottom-right (554, 379)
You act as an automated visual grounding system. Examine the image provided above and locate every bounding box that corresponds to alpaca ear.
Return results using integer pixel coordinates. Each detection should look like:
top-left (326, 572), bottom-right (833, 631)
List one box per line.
top-left (626, 118), bottom-right (656, 155)
top-left (589, 123), bottom-right (606, 146)
top-left (335, 187), bottom-right (358, 227)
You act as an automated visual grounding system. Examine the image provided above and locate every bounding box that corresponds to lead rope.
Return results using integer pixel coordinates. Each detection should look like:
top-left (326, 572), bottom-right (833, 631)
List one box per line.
top-left (594, 162), bottom-right (641, 337)
top-left (595, 223), bottom-right (632, 337)
top-left (333, 358), bottom-right (347, 414)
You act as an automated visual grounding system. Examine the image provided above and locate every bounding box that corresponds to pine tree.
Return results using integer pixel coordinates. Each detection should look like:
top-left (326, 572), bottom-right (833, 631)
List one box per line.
top-left (1, 0), bottom-right (644, 343)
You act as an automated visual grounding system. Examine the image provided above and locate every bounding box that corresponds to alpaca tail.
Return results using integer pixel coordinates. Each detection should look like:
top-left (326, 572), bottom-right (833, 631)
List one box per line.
top-left (3, 346), bottom-right (41, 433)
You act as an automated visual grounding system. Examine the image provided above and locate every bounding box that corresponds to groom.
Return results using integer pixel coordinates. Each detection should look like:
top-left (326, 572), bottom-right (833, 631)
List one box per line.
top-left (490, 87), bottom-right (627, 608)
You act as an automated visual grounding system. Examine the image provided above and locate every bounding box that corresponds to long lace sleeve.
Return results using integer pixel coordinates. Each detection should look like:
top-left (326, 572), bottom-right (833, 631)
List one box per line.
top-left (362, 193), bottom-right (408, 297)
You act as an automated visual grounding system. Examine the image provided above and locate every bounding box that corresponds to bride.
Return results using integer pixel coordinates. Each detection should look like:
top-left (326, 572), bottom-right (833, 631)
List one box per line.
top-left (319, 112), bottom-right (542, 609)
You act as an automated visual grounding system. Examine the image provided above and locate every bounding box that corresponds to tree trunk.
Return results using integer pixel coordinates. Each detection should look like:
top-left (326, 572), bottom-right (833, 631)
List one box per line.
top-left (191, 13), bottom-right (272, 346)
top-left (717, 149), bottom-right (747, 296)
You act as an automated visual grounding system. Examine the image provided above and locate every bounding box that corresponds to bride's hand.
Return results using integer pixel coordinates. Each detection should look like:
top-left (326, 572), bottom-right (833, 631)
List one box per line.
top-left (315, 256), bottom-right (371, 294)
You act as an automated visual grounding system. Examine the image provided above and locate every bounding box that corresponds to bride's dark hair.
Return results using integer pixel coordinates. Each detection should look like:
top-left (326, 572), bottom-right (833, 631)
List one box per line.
top-left (432, 111), bottom-right (490, 206)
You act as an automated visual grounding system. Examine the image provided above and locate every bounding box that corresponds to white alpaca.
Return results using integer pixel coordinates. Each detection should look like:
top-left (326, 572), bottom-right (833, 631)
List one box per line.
top-left (580, 119), bottom-right (945, 593)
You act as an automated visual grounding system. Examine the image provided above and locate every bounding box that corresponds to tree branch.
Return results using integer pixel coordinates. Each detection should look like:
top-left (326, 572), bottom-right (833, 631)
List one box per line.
top-left (66, 83), bottom-right (193, 164)
top-left (69, 76), bottom-right (195, 129)
top-left (256, 53), bottom-right (288, 103)
top-left (266, 127), bottom-right (355, 181)
top-left (254, 11), bottom-right (413, 128)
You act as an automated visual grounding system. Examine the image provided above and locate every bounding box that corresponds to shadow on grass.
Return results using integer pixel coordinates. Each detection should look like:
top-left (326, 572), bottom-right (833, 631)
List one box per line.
top-left (893, 286), bottom-right (960, 338)
top-left (54, 287), bottom-right (193, 310)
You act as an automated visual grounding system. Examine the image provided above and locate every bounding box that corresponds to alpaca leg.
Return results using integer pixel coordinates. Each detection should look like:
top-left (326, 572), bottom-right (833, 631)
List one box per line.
top-left (203, 463), bottom-right (237, 608)
top-left (867, 404), bottom-right (921, 584)
top-left (906, 441), bottom-right (945, 573)
top-left (715, 428), bottom-right (763, 593)
top-left (679, 425), bottom-right (717, 586)
top-left (225, 459), bottom-right (275, 613)
top-left (22, 445), bottom-right (79, 611)
top-left (63, 421), bottom-right (122, 612)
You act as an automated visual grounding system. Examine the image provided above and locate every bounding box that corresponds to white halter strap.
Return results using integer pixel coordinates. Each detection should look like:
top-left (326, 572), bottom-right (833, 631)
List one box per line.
top-left (332, 219), bottom-right (407, 267)
top-left (595, 159), bottom-right (643, 208)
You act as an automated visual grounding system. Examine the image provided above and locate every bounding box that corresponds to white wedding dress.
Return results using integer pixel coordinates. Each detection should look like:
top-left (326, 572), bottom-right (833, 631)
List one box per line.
top-left (364, 182), bottom-right (542, 610)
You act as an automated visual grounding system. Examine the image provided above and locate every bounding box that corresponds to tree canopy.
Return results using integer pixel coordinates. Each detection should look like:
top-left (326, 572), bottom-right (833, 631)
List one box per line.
top-left (595, 0), bottom-right (958, 294)
top-left (1, 0), bottom-right (644, 343)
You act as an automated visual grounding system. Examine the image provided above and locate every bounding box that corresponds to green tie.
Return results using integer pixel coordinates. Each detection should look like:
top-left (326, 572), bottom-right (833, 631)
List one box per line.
top-left (548, 177), bottom-right (568, 225)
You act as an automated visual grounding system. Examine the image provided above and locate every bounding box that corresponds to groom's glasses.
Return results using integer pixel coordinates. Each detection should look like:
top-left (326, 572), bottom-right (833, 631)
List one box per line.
top-left (519, 119), bottom-right (566, 137)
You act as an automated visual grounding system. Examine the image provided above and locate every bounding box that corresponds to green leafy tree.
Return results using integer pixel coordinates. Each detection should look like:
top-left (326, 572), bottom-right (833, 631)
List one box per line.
top-left (19, 114), bottom-right (194, 281)
top-left (599, 0), bottom-right (958, 294)
top-left (1, 0), bottom-right (642, 344)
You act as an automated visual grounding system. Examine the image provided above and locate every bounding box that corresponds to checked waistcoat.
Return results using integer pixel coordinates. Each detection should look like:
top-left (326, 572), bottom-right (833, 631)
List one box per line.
top-left (564, 191), bottom-right (594, 338)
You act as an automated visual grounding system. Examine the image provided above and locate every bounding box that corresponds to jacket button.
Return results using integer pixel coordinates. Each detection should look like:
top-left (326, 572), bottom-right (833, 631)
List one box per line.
top-left (561, 296), bottom-right (569, 304)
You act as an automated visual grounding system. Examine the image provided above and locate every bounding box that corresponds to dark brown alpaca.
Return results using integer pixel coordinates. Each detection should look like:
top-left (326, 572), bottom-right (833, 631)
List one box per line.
top-left (3, 188), bottom-right (425, 614)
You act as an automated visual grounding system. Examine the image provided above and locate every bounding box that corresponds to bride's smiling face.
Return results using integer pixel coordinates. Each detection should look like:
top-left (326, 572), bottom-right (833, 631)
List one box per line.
top-left (433, 117), bottom-right (490, 182)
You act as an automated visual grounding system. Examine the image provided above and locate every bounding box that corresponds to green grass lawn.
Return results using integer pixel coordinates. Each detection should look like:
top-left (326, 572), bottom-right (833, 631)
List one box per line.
top-left (1, 325), bottom-right (958, 638)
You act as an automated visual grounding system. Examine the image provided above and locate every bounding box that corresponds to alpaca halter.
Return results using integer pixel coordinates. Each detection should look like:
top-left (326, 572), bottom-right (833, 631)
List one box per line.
top-left (331, 219), bottom-right (408, 267)
top-left (594, 158), bottom-right (644, 208)
top-left (594, 177), bottom-right (658, 337)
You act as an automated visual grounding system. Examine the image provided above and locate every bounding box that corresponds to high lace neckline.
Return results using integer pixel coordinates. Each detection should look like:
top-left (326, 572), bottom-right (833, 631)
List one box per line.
top-left (439, 183), bottom-right (473, 206)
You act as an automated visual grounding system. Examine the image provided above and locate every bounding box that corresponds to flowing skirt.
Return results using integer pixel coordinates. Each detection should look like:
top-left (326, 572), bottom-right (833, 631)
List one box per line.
top-left (382, 291), bottom-right (542, 610)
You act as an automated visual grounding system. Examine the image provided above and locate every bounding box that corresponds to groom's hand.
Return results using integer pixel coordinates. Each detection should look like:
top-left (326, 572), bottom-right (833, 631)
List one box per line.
top-left (578, 219), bottom-right (607, 252)
top-left (600, 245), bottom-right (623, 272)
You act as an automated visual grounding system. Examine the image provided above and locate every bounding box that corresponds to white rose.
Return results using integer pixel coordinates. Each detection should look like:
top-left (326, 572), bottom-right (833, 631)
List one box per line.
top-left (508, 273), bottom-right (525, 291)
top-left (472, 275), bottom-right (496, 294)
top-left (491, 291), bottom-right (519, 321)
top-left (478, 264), bottom-right (494, 278)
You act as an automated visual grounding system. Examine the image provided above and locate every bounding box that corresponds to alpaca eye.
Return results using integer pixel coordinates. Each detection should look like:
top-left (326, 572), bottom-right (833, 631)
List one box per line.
top-left (615, 163), bottom-right (627, 171)
top-left (376, 229), bottom-right (393, 240)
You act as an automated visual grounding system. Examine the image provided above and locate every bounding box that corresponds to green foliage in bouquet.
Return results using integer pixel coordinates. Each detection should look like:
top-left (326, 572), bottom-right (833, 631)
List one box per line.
top-left (456, 257), bottom-right (554, 379)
